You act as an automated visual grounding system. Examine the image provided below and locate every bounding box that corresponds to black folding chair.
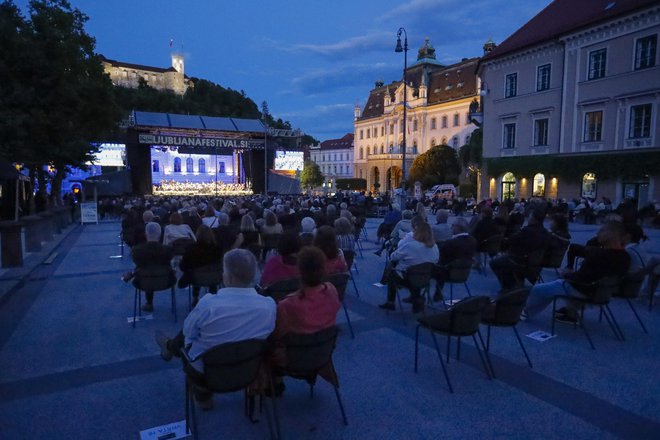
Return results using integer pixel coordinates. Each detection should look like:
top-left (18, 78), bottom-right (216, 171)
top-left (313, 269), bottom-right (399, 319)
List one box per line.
top-left (262, 278), bottom-right (300, 302)
top-left (132, 266), bottom-right (177, 327)
top-left (188, 264), bottom-right (223, 309)
top-left (614, 269), bottom-right (649, 335)
top-left (325, 273), bottom-right (354, 338)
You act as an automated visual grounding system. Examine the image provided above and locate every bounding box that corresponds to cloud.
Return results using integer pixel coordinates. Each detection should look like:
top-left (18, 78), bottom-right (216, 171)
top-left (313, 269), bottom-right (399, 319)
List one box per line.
top-left (290, 32), bottom-right (393, 59)
top-left (290, 62), bottom-right (398, 95)
top-left (377, 0), bottom-right (454, 22)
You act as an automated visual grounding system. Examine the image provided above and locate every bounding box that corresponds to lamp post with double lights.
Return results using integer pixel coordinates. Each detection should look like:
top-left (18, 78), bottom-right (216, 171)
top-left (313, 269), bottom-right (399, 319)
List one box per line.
top-left (395, 27), bottom-right (408, 206)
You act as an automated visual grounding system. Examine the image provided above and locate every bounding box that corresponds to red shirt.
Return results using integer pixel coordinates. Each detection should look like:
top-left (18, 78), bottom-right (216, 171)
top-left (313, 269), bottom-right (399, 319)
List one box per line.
top-left (274, 282), bottom-right (341, 339)
top-left (260, 255), bottom-right (300, 288)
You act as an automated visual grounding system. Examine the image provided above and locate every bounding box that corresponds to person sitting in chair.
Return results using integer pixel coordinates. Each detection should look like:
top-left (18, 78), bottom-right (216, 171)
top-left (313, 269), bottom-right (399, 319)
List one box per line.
top-left (178, 225), bottom-right (222, 308)
top-left (432, 218), bottom-right (477, 302)
top-left (155, 249), bottom-right (276, 410)
top-left (127, 222), bottom-right (174, 312)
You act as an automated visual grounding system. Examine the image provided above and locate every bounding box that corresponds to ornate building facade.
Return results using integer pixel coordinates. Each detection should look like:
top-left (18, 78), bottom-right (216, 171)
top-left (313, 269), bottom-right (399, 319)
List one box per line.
top-left (478, 0), bottom-right (660, 207)
top-left (353, 39), bottom-right (479, 193)
top-left (100, 53), bottom-right (193, 95)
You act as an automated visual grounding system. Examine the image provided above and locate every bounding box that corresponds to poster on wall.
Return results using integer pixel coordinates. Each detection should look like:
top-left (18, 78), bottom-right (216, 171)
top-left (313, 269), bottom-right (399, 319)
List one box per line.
top-left (80, 202), bottom-right (98, 224)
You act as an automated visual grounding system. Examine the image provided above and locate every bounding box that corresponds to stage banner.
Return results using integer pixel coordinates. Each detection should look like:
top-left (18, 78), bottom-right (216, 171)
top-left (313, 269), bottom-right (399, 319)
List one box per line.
top-left (138, 133), bottom-right (264, 150)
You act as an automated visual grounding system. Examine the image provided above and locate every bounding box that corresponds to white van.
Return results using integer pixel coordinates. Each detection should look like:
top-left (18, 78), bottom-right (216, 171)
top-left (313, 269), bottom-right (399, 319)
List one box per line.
top-left (425, 184), bottom-right (457, 199)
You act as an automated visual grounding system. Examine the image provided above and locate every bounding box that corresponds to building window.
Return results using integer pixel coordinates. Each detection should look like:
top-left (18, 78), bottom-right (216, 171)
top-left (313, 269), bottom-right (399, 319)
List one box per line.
top-left (366, 129), bottom-right (370, 139)
top-left (453, 114), bottom-right (459, 127)
top-left (536, 64), bottom-right (551, 91)
top-left (588, 49), bottom-right (607, 80)
top-left (173, 157), bottom-right (181, 173)
top-left (381, 126), bottom-right (384, 136)
top-left (412, 141), bottom-right (418, 154)
top-left (389, 124), bottom-right (394, 135)
top-left (534, 118), bottom-right (549, 146)
top-left (359, 130), bottom-right (363, 140)
top-left (442, 116), bottom-right (448, 128)
top-left (218, 162), bottom-right (225, 174)
top-left (533, 173), bottom-right (546, 197)
top-left (451, 136), bottom-right (458, 148)
top-left (413, 119), bottom-right (418, 131)
top-left (186, 157), bottom-right (194, 173)
top-left (502, 172), bottom-right (516, 200)
top-left (359, 148), bottom-right (363, 159)
top-left (465, 134), bottom-right (471, 145)
top-left (635, 35), bottom-right (657, 70)
top-left (503, 123), bottom-right (516, 149)
top-left (198, 158), bottom-right (206, 173)
top-left (584, 111), bottom-right (603, 142)
top-left (380, 144), bottom-right (384, 154)
top-left (430, 118), bottom-right (436, 129)
top-left (505, 73), bottom-right (517, 98)
top-left (582, 173), bottom-right (597, 199)
top-left (152, 160), bottom-right (159, 173)
top-left (430, 138), bottom-right (436, 148)
top-left (629, 104), bottom-right (652, 138)
top-left (441, 136), bottom-right (447, 145)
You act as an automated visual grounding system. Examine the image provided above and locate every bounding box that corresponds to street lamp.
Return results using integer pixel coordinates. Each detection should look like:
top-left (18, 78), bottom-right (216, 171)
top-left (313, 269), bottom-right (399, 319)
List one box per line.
top-left (395, 27), bottom-right (408, 205)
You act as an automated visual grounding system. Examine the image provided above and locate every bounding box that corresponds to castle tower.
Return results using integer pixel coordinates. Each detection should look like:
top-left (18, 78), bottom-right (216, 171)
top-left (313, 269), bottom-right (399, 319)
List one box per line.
top-left (171, 53), bottom-right (184, 74)
top-left (354, 102), bottom-right (361, 121)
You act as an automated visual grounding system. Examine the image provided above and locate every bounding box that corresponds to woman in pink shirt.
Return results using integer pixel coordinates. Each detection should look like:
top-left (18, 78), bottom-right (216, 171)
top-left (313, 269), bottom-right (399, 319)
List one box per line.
top-left (260, 232), bottom-right (301, 288)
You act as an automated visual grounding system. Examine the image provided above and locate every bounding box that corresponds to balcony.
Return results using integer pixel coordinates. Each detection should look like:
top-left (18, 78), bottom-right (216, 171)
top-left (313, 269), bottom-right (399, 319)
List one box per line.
top-left (624, 138), bottom-right (652, 149)
top-left (368, 147), bottom-right (419, 161)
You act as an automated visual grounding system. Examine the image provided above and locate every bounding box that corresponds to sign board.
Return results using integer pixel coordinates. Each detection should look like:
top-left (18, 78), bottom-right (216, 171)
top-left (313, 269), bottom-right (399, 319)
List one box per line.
top-left (80, 202), bottom-right (98, 224)
top-left (139, 420), bottom-right (189, 440)
top-left (138, 133), bottom-right (264, 150)
top-left (414, 181), bottom-right (422, 200)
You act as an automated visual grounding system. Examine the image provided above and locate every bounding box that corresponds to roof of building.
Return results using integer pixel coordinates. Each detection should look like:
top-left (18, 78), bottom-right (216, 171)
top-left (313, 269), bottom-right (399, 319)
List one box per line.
top-left (318, 133), bottom-right (354, 150)
top-left (357, 57), bottom-right (479, 121)
top-left (132, 111), bottom-right (265, 133)
top-left (482, 0), bottom-right (658, 61)
top-left (100, 55), bottom-right (178, 74)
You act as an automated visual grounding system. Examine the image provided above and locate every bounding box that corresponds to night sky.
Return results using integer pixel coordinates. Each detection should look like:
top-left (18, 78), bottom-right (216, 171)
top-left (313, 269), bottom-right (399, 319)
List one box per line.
top-left (15, 0), bottom-right (552, 141)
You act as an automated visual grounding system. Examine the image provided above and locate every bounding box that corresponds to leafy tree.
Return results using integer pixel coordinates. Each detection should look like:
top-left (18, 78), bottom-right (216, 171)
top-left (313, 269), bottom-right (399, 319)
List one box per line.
top-left (0, 0), bottom-right (122, 206)
top-left (458, 128), bottom-right (483, 194)
top-left (300, 160), bottom-right (324, 190)
top-left (408, 144), bottom-right (460, 189)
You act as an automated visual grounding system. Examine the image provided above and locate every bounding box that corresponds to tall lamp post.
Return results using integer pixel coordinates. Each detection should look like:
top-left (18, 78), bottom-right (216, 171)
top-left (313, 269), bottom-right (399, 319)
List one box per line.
top-left (395, 27), bottom-right (408, 206)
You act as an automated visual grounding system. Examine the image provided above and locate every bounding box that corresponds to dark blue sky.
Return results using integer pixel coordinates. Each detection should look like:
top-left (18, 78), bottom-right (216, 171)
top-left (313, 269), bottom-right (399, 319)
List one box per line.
top-left (16, 0), bottom-right (551, 141)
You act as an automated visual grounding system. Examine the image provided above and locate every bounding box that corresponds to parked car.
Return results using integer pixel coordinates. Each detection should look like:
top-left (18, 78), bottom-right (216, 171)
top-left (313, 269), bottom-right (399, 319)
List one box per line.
top-left (425, 184), bottom-right (457, 199)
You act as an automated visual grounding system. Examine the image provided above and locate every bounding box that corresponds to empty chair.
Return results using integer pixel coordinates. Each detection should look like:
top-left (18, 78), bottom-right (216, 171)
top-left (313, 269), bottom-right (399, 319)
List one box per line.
top-left (478, 234), bottom-right (503, 276)
top-left (414, 296), bottom-right (493, 393)
top-left (273, 326), bottom-right (348, 425)
top-left (188, 264), bottom-right (223, 309)
top-left (325, 272), bottom-right (354, 338)
top-left (181, 339), bottom-right (278, 440)
top-left (435, 258), bottom-right (473, 304)
top-left (132, 266), bottom-right (177, 327)
top-left (551, 276), bottom-right (624, 349)
top-left (480, 288), bottom-right (533, 373)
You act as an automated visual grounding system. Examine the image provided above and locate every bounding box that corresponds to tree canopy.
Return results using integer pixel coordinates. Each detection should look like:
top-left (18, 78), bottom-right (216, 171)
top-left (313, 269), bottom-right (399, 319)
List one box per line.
top-left (408, 144), bottom-right (461, 189)
top-left (300, 160), bottom-right (324, 190)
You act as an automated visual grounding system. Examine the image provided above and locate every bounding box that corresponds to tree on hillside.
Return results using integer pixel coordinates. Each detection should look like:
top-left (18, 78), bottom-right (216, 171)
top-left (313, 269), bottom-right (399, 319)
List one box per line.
top-left (408, 144), bottom-right (460, 189)
top-left (0, 0), bottom-right (122, 207)
top-left (300, 160), bottom-right (324, 190)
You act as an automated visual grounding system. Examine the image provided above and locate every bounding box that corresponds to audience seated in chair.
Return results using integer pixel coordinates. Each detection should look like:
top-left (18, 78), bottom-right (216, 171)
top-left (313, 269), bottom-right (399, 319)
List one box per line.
top-left (127, 222), bottom-right (175, 312)
top-left (163, 212), bottom-right (196, 246)
top-left (431, 210), bottom-right (452, 244)
top-left (260, 232), bottom-right (302, 289)
top-left (155, 249), bottom-right (276, 410)
top-left (524, 221), bottom-right (630, 322)
top-left (378, 222), bottom-right (439, 313)
top-left (178, 225), bottom-right (223, 307)
top-left (314, 226), bottom-right (348, 275)
top-left (433, 218), bottom-right (477, 301)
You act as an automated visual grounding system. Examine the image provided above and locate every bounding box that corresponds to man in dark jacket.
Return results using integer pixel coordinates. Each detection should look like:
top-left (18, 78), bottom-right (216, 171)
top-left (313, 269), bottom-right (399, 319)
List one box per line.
top-left (433, 218), bottom-right (477, 300)
top-left (130, 222), bottom-right (175, 312)
top-left (489, 209), bottom-right (550, 290)
top-left (525, 221), bottom-right (630, 319)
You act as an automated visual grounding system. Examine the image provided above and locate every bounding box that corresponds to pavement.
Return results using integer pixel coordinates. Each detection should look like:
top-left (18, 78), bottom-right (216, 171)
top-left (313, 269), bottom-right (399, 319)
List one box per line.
top-left (1, 215), bottom-right (659, 440)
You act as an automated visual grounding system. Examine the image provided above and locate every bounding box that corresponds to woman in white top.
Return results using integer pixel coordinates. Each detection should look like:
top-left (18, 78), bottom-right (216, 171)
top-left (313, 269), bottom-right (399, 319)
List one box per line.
top-left (163, 212), bottom-right (196, 246)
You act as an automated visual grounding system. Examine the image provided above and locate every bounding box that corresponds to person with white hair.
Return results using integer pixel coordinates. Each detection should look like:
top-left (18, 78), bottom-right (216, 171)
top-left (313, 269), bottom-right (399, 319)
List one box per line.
top-left (155, 249), bottom-right (276, 410)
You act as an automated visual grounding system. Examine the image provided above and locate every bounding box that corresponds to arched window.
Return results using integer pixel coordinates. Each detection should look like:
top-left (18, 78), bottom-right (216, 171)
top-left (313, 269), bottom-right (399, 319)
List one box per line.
top-left (198, 158), bottom-right (206, 174)
top-left (502, 172), bottom-right (516, 200)
top-left (441, 136), bottom-right (447, 145)
top-left (430, 138), bottom-right (436, 148)
top-left (465, 134), bottom-right (471, 145)
top-left (173, 157), bottom-right (181, 173)
top-left (412, 140), bottom-right (418, 154)
top-left (533, 173), bottom-right (546, 197)
top-left (442, 115), bottom-right (448, 128)
top-left (367, 146), bottom-right (370, 155)
top-left (582, 173), bottom-right (597, 199)
top-left (152, 160), bottom-right (159, 173)
top-left (453, 113), bottom-right (460, 126)
top-left (380, 144), bottom-right (384, 154)
top-left (186, 157), bottom-right (193, 173)
top-left (359, 147), bottom-right (364, 159)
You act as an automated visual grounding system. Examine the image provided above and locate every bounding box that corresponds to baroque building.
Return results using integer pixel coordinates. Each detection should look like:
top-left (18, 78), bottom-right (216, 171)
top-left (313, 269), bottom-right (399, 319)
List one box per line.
top-left (100, 53), bottom-right (193, 95)
top-left (353, 38), bottom-right (479, 193)
top-left (478, 0), bottom-right (660, 207)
